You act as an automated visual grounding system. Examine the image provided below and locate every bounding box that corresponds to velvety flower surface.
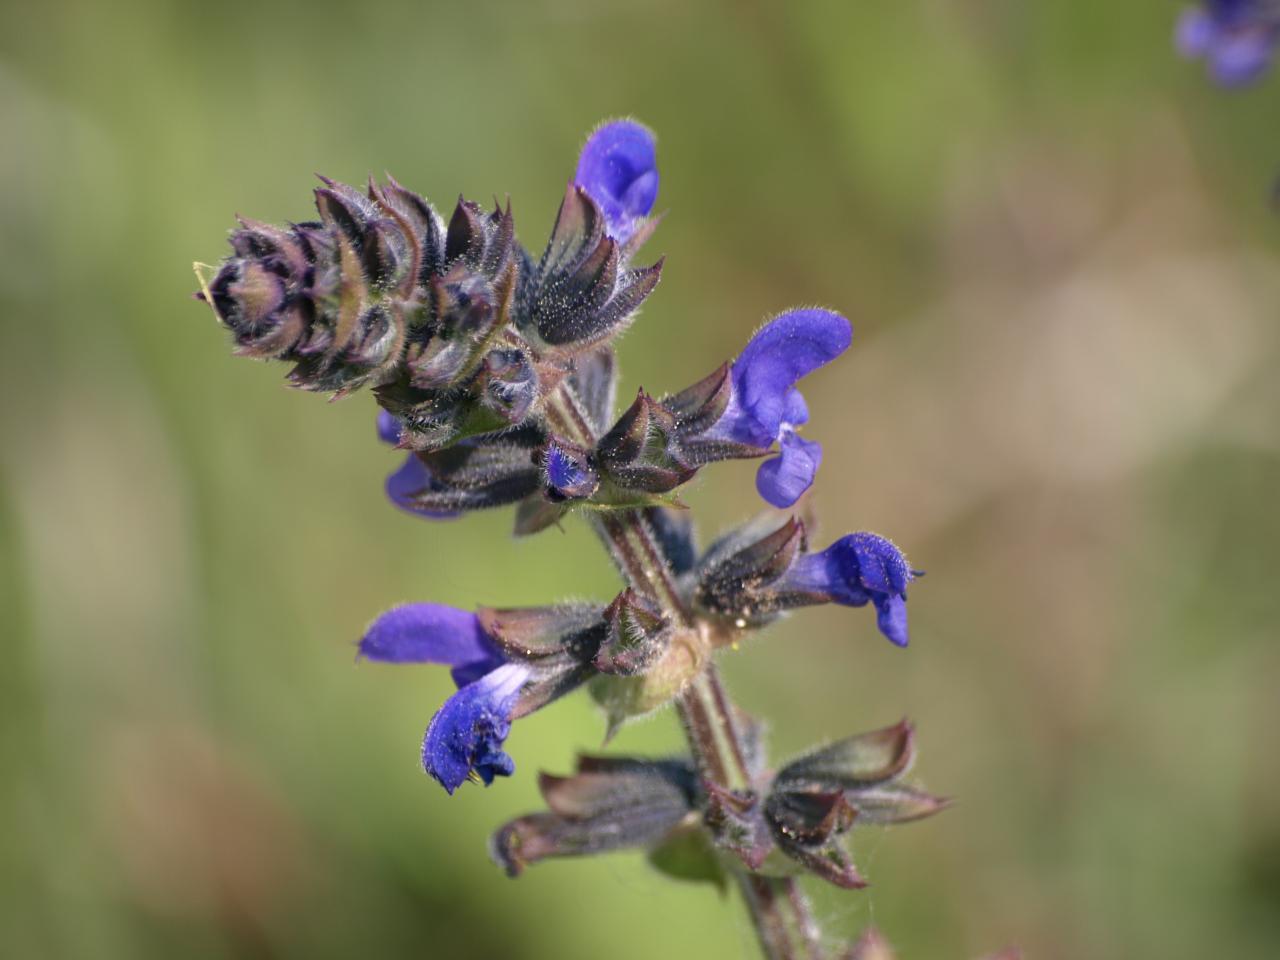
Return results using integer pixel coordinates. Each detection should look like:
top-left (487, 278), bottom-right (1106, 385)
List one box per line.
top-left (574, 120), bottom-right (659, 245)
top-left (1177, 1), bottom-right (1280, 85)
top-left (780, 533), bottom-right (917, 647)
top-left (707, 309), bottom-right (852, 507)
top-left (359, 603), bottom-right (505, 686)
top-left (423, 662), bottom-right (532, 793)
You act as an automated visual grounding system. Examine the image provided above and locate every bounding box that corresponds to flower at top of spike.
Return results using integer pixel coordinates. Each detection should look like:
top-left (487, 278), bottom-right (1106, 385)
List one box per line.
top-left (1177, 1), bottom-right (1280, 86)
top-left (575, 120), bottom-right (659, 246)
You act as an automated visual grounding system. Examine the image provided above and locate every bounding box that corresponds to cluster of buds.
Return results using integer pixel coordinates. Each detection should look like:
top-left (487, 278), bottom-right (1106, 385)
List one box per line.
top-left (196, 120), bottom-right (957, 954)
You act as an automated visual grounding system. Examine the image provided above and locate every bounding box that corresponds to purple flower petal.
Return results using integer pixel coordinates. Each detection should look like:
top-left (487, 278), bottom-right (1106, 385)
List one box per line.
top-left (1211, 27), bottom-right (1278, 83)
top-left (385, 454), bottom-right (459, 520)
top-left (756, 431), bottom-right (823, 508)
top-left (359, 603), bottom-right (505, 684)
top-left (376, 409), bottom-right (402, 445)
top-left (575, 120), bottom-right (658, 245)
top-left (729, 309), bottom-right (852, 446)
top-left (422, 662), bottom-right (531, 793)
top-left (780, 533), bottom-right (916, 646)
top-left (874, 594), bottom-right (910, 649)
top-left (1177, 9), bottom-right (1218, 56)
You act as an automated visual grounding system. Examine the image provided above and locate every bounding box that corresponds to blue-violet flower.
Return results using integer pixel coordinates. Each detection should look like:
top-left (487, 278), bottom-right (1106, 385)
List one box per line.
top-left (359, 603), bottom-right (529, 792)
top-left (778, 533), bottom-right (918, 647)
top-left (1177, 1), bottom-right (1280, 85)
top-left (575, 120), bottom-right (659, 246)
top-left (705, 309), bottom-right (852, 508)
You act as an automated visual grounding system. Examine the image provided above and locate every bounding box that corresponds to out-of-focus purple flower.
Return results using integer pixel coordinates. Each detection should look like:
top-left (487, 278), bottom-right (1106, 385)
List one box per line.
top-left (706, 309), bottom-right (851, 508)
top-left (423, 662), bottom-right (532, 793)
top-left (575, 120), bottom-right (658, 245)
top-left (779, 533), bottom-right (918, 647)
top-left (1177, 1), bottom-right (1280, 86)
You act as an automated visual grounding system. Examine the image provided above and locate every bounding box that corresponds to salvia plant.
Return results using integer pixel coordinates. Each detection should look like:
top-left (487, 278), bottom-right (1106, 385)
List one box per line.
top-left (195, 121), bottom-right (1010, 959)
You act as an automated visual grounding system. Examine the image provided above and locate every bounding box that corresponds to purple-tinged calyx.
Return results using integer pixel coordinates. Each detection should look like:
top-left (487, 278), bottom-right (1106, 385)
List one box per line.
top-left (574, 120), bottom-right (659, 247)
top-left (490, 755), bottom-right (697, 877)
top-left (778, 533), bottom-right (918, 647)
top-left (1177, 1), bottom-right (1280, 86)
top-left (692, 309), bottom-right (851, 508)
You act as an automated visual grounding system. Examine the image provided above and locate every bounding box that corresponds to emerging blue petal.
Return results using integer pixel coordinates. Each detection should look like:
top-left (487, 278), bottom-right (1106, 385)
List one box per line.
top-left (385, 454), bottom-right (460, 520)
top-left (545, 441), bottom-right (598, 500)
top-left (781, 533), bottom-right (917, 646)
top-left (377, 409), bottom-right (402, 445)
top-left (756, 431), bottom-right (823, 508)
top-left (575, 120), bottom-right (659, 245)
top-left (359, 603), bottom-right (505, 686)
top-left (423, 662), bottom-right (531, 793)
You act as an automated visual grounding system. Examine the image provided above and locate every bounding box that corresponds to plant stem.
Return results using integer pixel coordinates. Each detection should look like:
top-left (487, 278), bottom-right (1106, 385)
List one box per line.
top-left (545, 386), bottom-right (825, 959)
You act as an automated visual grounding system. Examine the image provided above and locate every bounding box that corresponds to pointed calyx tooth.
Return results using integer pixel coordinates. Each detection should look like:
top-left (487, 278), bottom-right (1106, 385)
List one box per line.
top-left (593, 589), bottom-right (671, 676)
top-left (540, 183), bottom-right (607, 277)
top-left (530, 185), bottom-right (663, 353)
top-left (665, 361), bottom-right (733, 436)
top-left (701, 781), bottom-right (776, 871)
top-left (592, 390), bottom-right (696, 496)
top-left (597, 388), bottom-right (657, 466)
top-left (773, 719), bottom-right (915, 792)
top-left (756, 719), bottom-right (948, 888)
top-left (695, 517), bottom-right (806, 620)
top-left (489, 755), bottom-right (696, 878)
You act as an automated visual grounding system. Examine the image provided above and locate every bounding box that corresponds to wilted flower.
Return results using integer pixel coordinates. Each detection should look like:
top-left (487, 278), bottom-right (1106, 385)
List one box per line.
top-left (1177, 1), bottom-right (1280, 86)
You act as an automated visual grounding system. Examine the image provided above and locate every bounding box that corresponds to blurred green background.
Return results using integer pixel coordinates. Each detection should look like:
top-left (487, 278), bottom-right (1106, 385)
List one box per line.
top-left (2, 1), bottom-right (1278, 957)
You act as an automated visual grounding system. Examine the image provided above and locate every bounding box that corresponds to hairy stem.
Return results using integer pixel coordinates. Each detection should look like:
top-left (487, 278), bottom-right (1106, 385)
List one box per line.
top-left (547, 380), bottom-right (824, 959)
